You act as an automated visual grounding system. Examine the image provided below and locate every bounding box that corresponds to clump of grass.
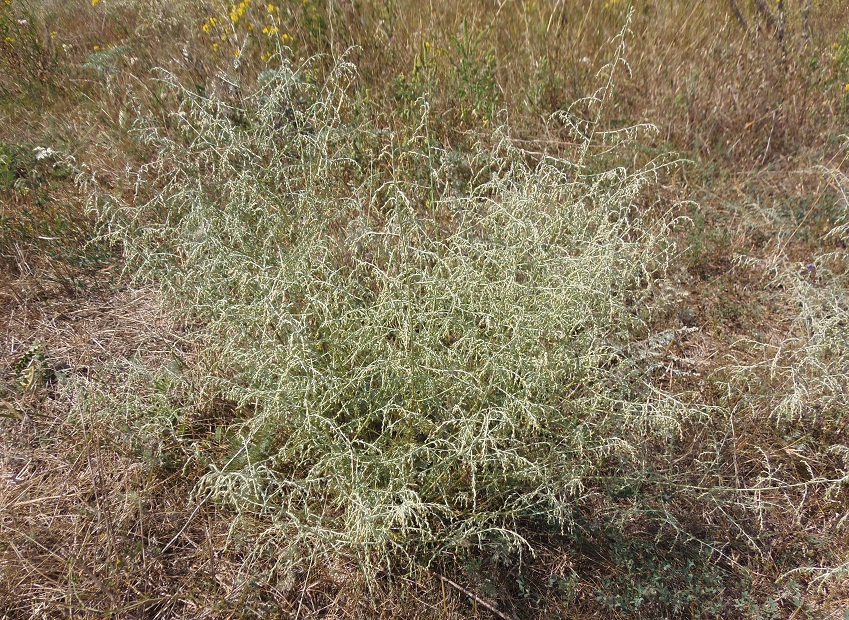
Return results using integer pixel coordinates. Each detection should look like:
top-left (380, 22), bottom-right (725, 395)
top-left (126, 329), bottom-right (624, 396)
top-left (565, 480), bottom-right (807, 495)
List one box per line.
top-left (93, 49), bottom-right (690, 579)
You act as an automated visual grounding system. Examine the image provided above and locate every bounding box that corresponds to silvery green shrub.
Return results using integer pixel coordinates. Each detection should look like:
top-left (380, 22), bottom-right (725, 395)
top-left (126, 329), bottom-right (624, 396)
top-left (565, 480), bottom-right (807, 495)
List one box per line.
top-left (97, 56), bottom-right (688, 575)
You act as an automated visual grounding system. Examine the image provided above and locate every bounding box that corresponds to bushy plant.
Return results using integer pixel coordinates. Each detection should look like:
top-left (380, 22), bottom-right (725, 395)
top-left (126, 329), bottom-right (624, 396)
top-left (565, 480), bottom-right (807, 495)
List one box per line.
top-left (93, 52), bottom-right (691, 579)
top-left (731, 165), bottom-right (849, 445)
top-left (719, 164), bottom-right (849, 596)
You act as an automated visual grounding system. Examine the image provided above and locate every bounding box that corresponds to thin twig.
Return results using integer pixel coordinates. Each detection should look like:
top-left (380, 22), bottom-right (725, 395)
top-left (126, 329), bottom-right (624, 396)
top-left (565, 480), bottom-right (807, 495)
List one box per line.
top-left (761, 109), bottom-right (776, 166)
top-left (436, 573), bottom-right (518, 620)
top-left (160, 444), bottom-right (247, 554)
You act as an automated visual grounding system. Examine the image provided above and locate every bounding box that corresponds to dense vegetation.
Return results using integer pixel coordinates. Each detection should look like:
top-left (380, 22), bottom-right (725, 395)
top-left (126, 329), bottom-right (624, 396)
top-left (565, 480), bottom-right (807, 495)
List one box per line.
top-left (2, 0), bottom-right (848, 617)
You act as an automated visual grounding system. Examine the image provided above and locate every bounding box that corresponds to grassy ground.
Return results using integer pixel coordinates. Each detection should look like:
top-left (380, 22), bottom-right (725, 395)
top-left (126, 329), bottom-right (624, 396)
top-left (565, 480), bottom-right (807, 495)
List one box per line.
top-left (2, 0), bottom-right (849, 618)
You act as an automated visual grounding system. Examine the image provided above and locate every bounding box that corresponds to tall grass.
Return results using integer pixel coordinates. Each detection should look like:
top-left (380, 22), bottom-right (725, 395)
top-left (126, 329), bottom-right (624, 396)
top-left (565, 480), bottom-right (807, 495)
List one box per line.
top-left (93, 47), bottom-right (692, 577)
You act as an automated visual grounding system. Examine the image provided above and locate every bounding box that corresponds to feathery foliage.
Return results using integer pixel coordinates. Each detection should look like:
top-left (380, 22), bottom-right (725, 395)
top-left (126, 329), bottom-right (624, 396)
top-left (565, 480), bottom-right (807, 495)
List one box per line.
top-left (96, 52), bottom-right (688, 575)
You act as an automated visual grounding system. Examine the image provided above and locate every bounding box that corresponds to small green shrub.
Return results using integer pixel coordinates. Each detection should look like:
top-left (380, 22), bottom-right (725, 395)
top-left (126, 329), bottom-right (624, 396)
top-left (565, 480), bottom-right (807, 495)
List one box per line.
top-left (598, 542), bottom-right (725, 616)
top-left (94, 52), bottom-right (691, 579)
top-left (82, 44), bottom-right (132, 75)
top-left (0, 142), bottom-right (71, 196)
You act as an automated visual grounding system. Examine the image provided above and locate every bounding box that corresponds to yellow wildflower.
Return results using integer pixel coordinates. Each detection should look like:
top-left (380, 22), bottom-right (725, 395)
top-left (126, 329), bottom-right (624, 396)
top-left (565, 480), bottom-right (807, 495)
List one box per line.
top-left (213, 42), bottom-right (219, 51)
top-left (267, 3), bottom-right (276, 11)
top-left (93, 45), bottom-right (101, 51)
top-left (91, 0), bottom-right (100, 5)
top-left (845, 83), bottom-right (849, 93)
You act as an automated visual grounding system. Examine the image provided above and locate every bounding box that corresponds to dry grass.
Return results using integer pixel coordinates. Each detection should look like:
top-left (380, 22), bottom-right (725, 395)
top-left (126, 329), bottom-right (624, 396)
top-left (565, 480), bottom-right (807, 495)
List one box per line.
top-left (2, 0), bottom-right (849, 618)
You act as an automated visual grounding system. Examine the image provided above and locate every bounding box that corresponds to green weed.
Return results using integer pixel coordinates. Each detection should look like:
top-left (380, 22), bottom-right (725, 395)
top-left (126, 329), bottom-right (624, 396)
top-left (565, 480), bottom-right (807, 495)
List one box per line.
top-left (93, 49), bottom-right (693, 580)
